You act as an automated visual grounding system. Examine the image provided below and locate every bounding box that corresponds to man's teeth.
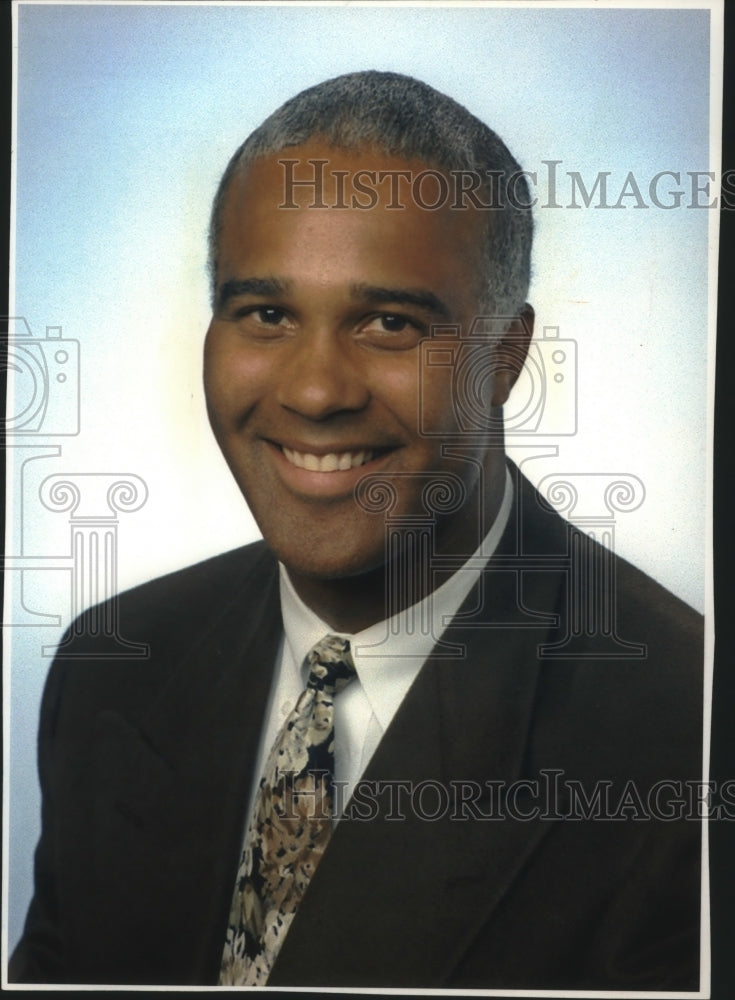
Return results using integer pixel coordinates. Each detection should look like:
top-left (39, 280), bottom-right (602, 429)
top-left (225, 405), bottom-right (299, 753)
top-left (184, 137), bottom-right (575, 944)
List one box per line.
top-left (282, 448), bottom-right (374, 472)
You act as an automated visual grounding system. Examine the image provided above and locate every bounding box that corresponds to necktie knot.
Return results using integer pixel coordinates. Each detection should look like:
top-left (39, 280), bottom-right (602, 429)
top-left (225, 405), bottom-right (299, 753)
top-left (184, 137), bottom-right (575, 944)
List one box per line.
top-left (305, 634), bottom-right (356, 696)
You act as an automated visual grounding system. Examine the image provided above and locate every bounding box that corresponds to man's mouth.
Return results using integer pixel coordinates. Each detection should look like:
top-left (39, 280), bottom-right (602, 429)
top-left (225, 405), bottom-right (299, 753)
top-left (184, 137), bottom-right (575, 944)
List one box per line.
top-left (281, 447), bottom-right (375, 472)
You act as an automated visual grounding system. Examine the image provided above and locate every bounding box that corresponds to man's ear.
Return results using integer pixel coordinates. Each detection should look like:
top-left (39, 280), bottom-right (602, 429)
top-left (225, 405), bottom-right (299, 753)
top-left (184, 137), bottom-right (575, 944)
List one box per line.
top-left (490, 303), bottom-right (535, 407)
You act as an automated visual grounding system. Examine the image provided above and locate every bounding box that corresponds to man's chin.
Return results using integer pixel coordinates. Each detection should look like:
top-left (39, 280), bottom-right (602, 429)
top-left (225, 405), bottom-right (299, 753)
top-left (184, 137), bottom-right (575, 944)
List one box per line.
top-left (273, 543), bottom-right (387, 585)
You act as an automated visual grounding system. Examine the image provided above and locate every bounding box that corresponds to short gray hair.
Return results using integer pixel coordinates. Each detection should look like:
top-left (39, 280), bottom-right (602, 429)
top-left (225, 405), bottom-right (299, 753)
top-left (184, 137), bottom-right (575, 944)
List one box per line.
top-left (208, 70), bottom-right (533, 319)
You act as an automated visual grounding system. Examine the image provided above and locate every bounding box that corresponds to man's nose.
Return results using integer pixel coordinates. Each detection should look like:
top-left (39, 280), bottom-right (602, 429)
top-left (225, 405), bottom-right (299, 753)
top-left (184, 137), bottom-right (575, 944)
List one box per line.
top-left (275, 328), bottom-right (370, 420)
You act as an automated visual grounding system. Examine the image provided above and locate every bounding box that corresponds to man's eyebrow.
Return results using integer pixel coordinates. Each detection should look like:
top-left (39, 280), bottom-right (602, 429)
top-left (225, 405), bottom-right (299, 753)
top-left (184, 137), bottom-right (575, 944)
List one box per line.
top-left (350, 283), bottom-right (451, 318)
top-left (216, 277), bottom-right (290, 310)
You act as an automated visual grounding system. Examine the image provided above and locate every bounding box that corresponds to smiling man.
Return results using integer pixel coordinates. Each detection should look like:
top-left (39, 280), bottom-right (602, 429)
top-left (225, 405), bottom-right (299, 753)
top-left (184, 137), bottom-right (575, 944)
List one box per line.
top-left (204, 139), bottom-right (529, 630)
top-left (11, 72), bottom-right (704, 990)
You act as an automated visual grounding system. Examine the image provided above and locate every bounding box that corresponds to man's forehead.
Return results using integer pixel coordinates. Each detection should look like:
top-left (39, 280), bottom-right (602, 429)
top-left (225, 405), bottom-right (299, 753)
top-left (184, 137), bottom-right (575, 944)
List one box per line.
top-left (212, 141), bottom-right (493, 314)
top-left (225, 137), bottom-right (489, 215)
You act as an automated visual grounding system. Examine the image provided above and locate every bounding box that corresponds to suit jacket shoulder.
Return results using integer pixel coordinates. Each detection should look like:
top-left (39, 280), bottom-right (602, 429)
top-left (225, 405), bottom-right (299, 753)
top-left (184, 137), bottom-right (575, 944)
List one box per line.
top-left (9, 540), bottom-right (282, 985)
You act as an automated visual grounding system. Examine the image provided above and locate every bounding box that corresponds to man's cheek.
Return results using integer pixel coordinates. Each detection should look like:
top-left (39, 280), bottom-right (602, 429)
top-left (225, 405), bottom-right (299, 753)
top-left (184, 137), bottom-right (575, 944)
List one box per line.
top-left (206, 358), bottom-right (266, 416)
top-left (417, 372), bottom-right (459, 434)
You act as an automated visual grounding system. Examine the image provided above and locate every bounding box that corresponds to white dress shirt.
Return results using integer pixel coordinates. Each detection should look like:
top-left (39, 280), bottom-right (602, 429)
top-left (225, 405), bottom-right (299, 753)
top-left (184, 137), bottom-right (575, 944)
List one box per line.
top-left (249, 469), bottom-right (513, 817)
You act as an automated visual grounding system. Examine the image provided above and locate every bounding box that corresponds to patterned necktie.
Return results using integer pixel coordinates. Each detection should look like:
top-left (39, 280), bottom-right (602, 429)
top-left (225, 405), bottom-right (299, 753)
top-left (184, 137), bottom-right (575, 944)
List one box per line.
top-left (219, 634), bottom-right (356, 986)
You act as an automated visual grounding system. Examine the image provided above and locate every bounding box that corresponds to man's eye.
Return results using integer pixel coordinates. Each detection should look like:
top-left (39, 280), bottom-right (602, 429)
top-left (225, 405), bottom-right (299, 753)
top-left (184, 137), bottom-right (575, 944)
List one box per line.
top-left (252, 307), bottom-right (286, 325)
top-left (231, 305), bottom-right (294, 336)
top-left (358, 313), bottom-right (423, 349)
top-left (378, 314), bottom-right (408, 332)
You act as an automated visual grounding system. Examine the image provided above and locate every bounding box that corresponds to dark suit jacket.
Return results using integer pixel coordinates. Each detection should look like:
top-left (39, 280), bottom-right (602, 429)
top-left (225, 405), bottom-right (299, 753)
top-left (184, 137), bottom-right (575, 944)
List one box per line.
top-left (10, 468), bottom-right (704, 989)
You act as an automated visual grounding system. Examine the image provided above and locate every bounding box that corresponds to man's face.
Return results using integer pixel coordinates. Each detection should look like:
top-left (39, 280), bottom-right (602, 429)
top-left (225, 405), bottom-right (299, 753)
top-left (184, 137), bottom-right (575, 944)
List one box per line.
top-left (204, 141), bottom-right (527, 582)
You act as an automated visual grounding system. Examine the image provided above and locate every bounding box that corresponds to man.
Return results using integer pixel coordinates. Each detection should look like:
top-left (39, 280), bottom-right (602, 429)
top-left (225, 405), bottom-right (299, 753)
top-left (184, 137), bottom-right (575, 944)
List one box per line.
top-left (10, 71), bottom-right (703, 990)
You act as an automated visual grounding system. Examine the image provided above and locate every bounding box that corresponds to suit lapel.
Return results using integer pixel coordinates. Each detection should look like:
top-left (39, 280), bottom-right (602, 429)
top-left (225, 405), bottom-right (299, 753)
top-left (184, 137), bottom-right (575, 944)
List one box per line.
top-left (91, 548), bottom-right (282, 982)
top-left (270, 473), bottom-right (571, 987)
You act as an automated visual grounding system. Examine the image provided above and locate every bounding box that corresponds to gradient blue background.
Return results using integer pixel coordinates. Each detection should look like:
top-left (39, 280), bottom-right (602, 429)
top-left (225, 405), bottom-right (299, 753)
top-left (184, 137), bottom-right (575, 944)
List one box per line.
top-left (6, 1), bottom-right (716, 959)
